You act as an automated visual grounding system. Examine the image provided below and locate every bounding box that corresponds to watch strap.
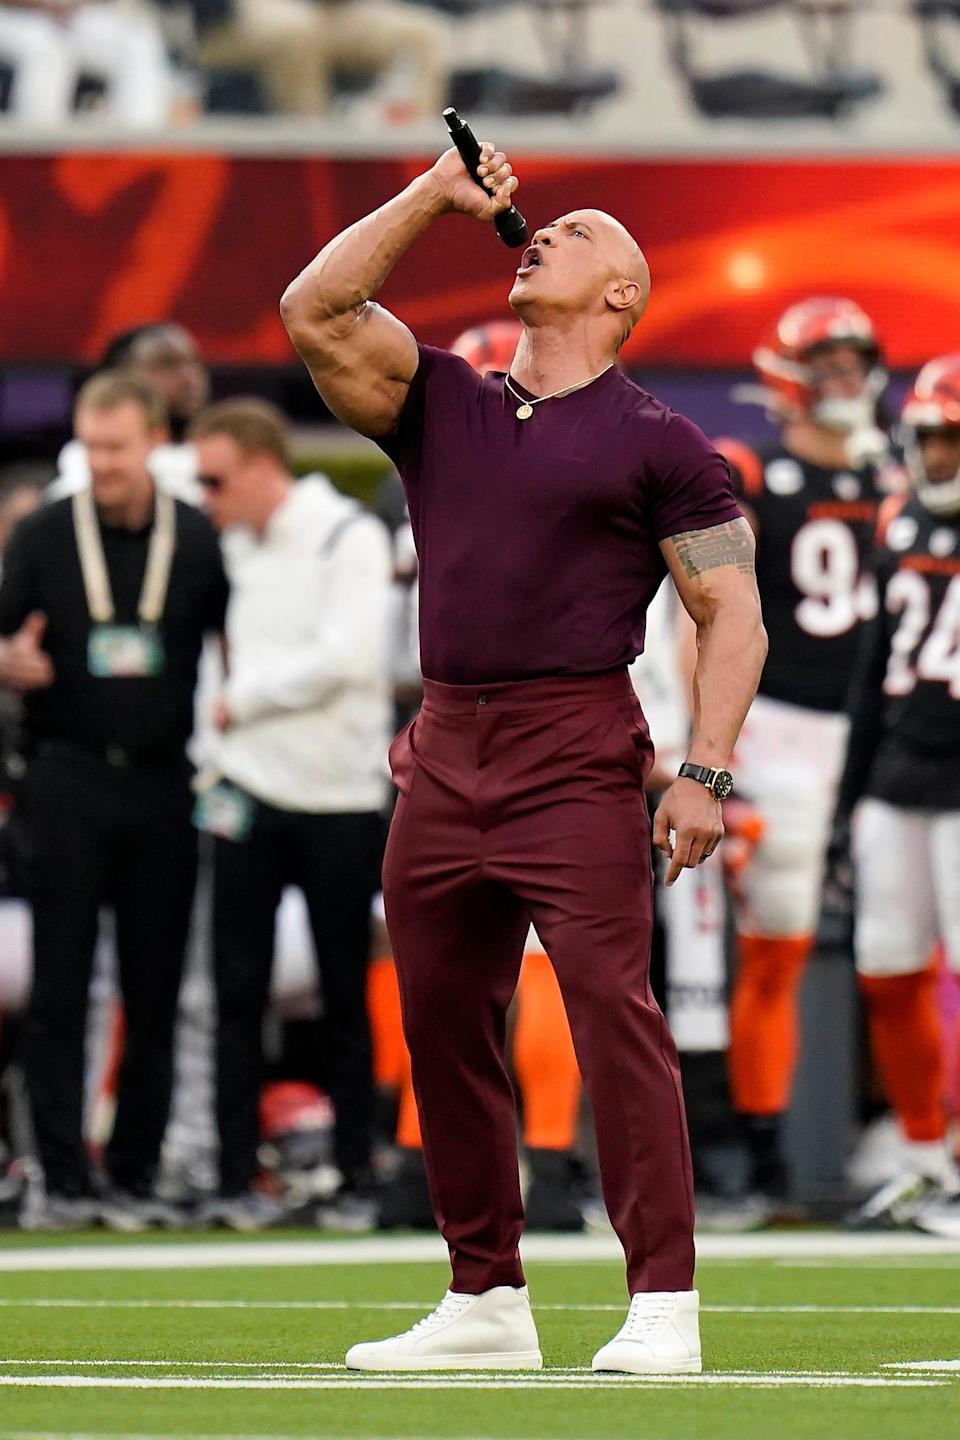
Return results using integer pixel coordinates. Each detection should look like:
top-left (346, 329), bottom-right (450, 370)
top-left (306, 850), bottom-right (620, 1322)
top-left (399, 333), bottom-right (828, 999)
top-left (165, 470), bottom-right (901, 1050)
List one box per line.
top-left (678, 762), bottom-right (716, 788)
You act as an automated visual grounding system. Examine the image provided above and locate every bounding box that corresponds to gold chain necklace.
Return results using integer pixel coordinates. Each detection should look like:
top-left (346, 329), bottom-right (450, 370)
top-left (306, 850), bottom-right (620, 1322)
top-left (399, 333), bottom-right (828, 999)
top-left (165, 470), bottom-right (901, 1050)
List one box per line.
top-left (504, 364), bottom-right (615, 421)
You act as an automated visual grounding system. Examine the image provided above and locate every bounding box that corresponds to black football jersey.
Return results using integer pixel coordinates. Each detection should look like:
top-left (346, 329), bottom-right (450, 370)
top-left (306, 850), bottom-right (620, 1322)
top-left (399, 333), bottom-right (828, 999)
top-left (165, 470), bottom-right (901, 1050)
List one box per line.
top-left (838, 496), bottom-right (960, 813)
top-left (867, 498), bottom-right (960, 808)
top-left (724, 440), bottom-right (890, 712)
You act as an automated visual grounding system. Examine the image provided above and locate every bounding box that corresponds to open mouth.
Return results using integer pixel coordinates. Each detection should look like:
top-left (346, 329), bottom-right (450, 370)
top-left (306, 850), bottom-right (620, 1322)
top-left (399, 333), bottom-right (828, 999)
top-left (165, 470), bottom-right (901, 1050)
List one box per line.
top-left (516, 246), bottom-right (542, 275)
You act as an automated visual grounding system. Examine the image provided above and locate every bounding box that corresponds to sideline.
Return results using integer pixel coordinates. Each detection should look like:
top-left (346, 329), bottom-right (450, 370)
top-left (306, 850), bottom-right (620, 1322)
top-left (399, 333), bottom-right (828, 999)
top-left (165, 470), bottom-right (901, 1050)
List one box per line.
top-left (0, 1371), bottom-right (945, 1391)
top-left (0, 1299), bottom-right (959, 1315)
top-left (2, 1231), bottom-right (960, 1273)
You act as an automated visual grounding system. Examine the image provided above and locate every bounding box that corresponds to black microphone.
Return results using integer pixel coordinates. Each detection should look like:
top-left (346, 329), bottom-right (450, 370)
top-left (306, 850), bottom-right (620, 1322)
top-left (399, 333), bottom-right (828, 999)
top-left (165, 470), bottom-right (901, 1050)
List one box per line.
top-left (442, 107), bottom-right (529, 250)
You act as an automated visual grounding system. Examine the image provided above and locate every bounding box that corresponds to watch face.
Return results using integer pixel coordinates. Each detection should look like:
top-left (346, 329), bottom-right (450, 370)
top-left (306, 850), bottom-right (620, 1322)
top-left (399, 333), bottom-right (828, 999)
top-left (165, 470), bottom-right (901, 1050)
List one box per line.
top-left (713, 770), bottom-right (734, 801)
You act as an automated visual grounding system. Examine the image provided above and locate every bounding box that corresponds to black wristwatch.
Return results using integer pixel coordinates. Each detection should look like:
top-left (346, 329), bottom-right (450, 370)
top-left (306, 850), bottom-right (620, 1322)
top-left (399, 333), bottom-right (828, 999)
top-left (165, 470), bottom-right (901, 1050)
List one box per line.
top-left (678, 762), bottom-right (734, 801)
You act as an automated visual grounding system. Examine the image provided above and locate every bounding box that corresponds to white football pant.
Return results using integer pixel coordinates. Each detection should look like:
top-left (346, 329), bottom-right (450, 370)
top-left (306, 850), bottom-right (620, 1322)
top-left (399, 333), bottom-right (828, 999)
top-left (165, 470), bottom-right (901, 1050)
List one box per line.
top-left (734, 693), bottom-right (849, 937)
top-left (853, 798), bottom-right (960, 976)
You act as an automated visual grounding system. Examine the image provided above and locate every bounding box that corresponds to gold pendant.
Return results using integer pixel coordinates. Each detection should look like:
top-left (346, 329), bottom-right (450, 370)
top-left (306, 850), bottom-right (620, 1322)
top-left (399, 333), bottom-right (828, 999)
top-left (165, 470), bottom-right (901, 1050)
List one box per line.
top-left (516, 403), bottom-right (534, 420)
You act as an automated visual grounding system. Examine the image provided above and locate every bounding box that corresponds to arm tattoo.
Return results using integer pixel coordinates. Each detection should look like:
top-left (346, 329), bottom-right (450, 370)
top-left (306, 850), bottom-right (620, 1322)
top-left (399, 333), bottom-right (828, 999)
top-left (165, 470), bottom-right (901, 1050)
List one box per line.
top-left (670, 520), bottom-right (755, 579)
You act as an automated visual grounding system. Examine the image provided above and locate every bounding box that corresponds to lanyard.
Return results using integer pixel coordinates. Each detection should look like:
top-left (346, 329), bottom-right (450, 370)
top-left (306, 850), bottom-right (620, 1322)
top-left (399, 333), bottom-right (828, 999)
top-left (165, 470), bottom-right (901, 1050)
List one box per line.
top-left (73, 485), bottom-right (176, 626)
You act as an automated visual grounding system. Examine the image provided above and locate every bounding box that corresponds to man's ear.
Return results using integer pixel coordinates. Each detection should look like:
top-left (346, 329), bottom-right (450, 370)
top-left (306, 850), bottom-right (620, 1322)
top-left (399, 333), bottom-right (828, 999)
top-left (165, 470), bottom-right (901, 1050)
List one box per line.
top-left (605, 278), bottom-right (642, 315)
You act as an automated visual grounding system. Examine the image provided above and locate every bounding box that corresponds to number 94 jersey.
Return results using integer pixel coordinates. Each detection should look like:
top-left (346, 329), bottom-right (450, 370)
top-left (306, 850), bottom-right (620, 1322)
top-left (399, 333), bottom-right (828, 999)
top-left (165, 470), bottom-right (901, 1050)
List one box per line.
top-left (719, 439), bottom-right (897, 713)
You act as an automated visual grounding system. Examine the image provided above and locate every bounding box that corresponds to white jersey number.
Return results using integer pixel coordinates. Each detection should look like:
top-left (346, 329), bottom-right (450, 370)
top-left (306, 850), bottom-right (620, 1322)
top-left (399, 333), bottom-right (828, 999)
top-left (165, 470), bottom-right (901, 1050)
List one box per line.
top-left (791, 519), bottom-right (876, 638)
top-left (884, 571), bottom-right (960, 698)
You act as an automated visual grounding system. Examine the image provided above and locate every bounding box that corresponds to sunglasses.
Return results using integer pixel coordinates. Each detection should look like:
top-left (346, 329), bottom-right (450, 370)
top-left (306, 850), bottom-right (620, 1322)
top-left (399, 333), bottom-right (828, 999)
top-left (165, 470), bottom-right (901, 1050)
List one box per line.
top-left (198, 474), bottom-right (226, 492)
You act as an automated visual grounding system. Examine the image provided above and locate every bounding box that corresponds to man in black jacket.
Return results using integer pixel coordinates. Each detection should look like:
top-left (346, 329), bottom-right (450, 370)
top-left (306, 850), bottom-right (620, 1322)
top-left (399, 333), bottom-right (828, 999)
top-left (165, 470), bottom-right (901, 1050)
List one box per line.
top-left (0, 372), bottom-right (229, 1231)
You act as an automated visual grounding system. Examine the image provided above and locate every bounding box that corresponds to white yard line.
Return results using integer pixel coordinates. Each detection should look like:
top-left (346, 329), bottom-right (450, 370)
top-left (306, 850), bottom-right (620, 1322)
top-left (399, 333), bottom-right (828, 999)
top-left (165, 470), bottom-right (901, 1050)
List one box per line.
top-left (0, 1298), bottom-right (959, 1316)
top-left (0, 1361), bottom-right (944, 1374)
top-left (0, 1372), bottom-right (944, 1391)
top-left (706, 1305), bottom-right (960, 1315)
top-left (775, 1257), bottom-right (960, 1269)
top-left (2, 1232), bottom-right (960, 1272)
top-left (0, 1360), bottom-right (343, 1369)
top-left (885, 1360), bottom-right (960, 1370)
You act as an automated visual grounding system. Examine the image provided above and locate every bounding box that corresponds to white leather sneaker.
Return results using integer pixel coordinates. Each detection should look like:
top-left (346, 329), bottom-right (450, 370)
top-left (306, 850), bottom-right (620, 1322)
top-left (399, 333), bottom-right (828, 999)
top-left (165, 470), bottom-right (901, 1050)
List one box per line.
top-left (345, 1285), bottom-right (543, 1371)
top-left (592, 1289), bottom-right (702, 1374)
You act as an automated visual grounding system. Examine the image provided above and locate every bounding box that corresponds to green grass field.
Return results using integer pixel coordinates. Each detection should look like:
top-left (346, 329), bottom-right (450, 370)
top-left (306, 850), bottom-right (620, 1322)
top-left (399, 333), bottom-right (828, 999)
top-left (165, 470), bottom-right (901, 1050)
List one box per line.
top-left (0, 1230), bottom-right (958, 1440)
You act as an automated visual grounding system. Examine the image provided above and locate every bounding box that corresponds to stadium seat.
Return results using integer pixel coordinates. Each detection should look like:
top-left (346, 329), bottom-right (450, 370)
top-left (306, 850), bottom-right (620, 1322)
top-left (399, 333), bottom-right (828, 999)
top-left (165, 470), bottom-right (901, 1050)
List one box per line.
top-left (654, 0), bottom-right (884, 119)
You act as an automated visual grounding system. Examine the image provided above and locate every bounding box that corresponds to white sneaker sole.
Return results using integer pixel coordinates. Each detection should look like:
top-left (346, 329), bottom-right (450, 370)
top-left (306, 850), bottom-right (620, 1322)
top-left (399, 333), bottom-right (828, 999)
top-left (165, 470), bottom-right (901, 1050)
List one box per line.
top-left (592, 1356), bottom-right (702, 1375)
top-left (346, 1349), bottom-right (543, 1372)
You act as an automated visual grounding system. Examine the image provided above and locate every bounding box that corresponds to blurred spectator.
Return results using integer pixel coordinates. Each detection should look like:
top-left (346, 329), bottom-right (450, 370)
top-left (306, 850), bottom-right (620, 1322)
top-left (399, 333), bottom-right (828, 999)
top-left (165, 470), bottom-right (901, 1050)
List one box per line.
top-left (0, 464), bottom-right (44, 786)
top-left (179, 0), bottom-right (448, 119)
top-left (0, 467), bottom-right (45, 566)
top-left (0, 372), bottom-right (228, 1232)
top-left (190, 399), bottom-right (391, 1231)
top-left (0, 1), bottom-right (172, 127)
top-left (46, 326), bottom-right (217, 1209)
top-left (101, 323), bottom-right (210, 445)
top-left (53, 323), bottom-right (209, 505)
top-left (0, 466), bottom-right (43, 1219)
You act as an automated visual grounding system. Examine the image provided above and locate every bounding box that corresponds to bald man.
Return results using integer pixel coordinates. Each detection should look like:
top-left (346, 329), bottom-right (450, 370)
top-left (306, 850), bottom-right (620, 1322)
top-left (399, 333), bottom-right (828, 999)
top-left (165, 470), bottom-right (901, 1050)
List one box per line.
top-left (282, 141), bottom-right (767, 1374)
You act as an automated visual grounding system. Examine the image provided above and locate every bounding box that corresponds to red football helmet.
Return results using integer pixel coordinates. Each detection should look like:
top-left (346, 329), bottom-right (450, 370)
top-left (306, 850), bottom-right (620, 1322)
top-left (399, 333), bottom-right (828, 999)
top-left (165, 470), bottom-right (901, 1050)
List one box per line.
top-left (901, 354), bottom-right (960, 517)
top-left (449, 320), bottom-right (522, 377)
top-left (753, 297), bottom-right (884, 429)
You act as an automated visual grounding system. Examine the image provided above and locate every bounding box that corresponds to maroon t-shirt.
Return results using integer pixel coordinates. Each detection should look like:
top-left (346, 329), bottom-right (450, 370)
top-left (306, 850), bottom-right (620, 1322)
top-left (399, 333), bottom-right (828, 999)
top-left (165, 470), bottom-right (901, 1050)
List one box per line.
top-left (380, 344), bottom-right (742, 684)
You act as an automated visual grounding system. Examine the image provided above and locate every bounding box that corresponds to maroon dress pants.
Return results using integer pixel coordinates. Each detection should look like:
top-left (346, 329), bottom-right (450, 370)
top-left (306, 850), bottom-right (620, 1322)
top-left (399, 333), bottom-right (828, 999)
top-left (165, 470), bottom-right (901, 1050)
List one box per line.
top-left (382, 669), bottom-right (696, 1296)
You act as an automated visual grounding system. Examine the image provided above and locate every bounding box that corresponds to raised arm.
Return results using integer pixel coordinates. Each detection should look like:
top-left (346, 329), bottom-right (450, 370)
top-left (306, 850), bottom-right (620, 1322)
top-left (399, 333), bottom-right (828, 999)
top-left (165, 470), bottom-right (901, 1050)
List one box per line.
top-left (280, 144), bottom-right (519, 438)
top-left (654, 517), bottom-right (767, 884)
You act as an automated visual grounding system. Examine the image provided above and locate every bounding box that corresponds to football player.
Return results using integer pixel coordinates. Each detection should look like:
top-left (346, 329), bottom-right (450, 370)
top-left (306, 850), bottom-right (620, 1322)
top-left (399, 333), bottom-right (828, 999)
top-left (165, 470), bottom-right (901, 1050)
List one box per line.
top-left (717, 297), bottom-right (900, 1212)
top-left (835, 355), bottom-right (960, 1230)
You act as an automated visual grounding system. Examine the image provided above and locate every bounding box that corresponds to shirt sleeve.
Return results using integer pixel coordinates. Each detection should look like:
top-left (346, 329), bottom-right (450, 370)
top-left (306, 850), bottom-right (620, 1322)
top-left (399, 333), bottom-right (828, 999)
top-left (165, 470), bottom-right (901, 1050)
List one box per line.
top-left (224, 515), bottom-right (392, 725)
top-left (0, 516), bottom-right (40, 637)
top-left (375, 344), bottom-right (474, 474)
top-left (648, 412), bottom-right (744, 542)
top-left (713, 436), bottom-right (765, 505)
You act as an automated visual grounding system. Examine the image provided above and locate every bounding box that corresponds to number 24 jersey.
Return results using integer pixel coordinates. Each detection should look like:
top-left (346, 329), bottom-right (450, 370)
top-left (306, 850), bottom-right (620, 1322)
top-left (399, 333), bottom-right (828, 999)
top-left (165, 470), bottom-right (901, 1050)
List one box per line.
top-left (839, 495), bottom-right (960, 814)
top-left (720, 439), bottom-right (895, 713)
top-left (873, 496), bottom-right (960, 757)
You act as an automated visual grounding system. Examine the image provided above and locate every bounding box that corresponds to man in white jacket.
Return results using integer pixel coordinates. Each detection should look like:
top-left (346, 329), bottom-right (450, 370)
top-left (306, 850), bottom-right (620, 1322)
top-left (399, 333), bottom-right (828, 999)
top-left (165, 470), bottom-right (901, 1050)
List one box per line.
top-left (190, 398), bottom-right (392, 1229)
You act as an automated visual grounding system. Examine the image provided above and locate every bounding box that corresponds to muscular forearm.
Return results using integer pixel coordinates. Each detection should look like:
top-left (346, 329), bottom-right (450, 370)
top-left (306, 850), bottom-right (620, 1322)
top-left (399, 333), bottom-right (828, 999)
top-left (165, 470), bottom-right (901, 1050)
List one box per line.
top-left (281, 173), bottom-right (448, 327)
top-left (687, 600), bottom-right (767, 769)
